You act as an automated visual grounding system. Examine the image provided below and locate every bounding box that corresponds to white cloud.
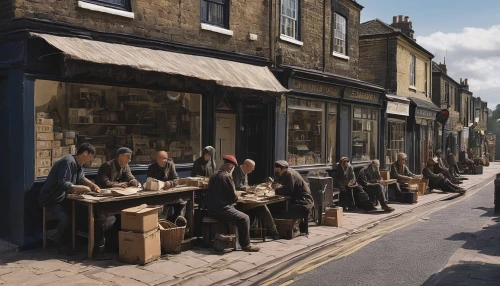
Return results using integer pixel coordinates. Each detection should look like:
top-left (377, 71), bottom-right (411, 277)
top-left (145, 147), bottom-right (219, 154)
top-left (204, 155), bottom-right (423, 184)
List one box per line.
top-left (417, 25), bottom-right (500, 110)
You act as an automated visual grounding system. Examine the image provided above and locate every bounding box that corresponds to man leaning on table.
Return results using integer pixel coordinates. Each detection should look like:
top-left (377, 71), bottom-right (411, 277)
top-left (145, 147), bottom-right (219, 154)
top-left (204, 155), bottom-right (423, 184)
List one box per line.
top-left (38, 143), bottom-right (103, 255)
top-left (147, 151), bottom-right (185, 222)
top-left (96, 147), bottom-right (140, 188)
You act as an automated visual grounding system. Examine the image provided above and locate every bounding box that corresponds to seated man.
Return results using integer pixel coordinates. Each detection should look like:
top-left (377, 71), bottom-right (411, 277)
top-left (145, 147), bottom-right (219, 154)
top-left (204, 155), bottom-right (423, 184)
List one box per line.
top-left (447, 148), bottom-right (460, 177)
top-left (357, 160), bottom-right (395, 212)
top-left (192, 146), bottom-right (216, 178)
top-left (423, 158), bottom-right (466, 196)
top-left (232, 159), bottom-right (279, 238)
top-left (207, 155), bottom-right (260, 252)
top-left (272, 160), bottom-right (314, 233)
top-left (390, 153), bottom-right (421, 184)
top-left (434, 149), bottom-right (461, 184)
top-left (334, 157), bottom-right (374, 211)
top-left (96, 147), bottom-right (139, 188)
top-left (458, 147), bottom-right (473, 172)
top-left (147, 151), bottom-right (184, 222)
top-left (38, 143), bottom-right (104, 255)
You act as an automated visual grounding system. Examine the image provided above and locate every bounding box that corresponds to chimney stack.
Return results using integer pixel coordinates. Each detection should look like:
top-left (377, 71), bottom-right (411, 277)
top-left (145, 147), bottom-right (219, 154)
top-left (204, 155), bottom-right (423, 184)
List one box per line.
top-left (465, 78), bottom-right (468, 86)
top-left (398, 15), bottom-right (403, 22)
top-left (390, 15), bottom-right (415, 40)
top-left (404, 16), bottom-right (409, 22)
top-left (393, 16), bottom-right (398, 23)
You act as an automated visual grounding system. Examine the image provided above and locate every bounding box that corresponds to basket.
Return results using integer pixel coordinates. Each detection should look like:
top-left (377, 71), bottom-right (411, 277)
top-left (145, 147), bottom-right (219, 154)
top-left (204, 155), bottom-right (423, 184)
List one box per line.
top-left (159, 218), bottom-right (186, 253)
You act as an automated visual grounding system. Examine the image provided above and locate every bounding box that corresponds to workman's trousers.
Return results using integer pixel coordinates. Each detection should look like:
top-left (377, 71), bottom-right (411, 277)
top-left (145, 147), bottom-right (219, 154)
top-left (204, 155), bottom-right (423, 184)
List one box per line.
top-left (245, 205), bottom-right (278, 234)
top-left (363, 184), bottom-right (389, 207)
top-left (209, 206), bottom-right (251, 248)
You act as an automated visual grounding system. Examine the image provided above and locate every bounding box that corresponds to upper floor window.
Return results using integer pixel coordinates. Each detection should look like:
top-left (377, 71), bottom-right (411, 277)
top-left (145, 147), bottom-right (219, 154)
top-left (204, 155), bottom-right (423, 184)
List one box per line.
top-left (83, 0), bottom-right (131, 11)
top-left (444, 81), bottom-right (449, 105)
top-left (409, 54), bottom-right (416, 87)
top-left (281, 0), bottom-right (300, 39)
top-left (201, 0), bottom-right (229, 28)
top-left (333, 13), bottom-right (347, 55)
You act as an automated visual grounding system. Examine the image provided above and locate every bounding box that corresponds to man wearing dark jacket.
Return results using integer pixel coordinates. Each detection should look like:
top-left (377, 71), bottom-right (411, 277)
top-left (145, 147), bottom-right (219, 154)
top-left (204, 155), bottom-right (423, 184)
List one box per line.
top-left (357, 160), bottom-right (395, 212)
top-left (447, 148), bottom-right (460, 177)
top-left (273, 160), bottom-right (314, 233)
top-left (207, 155), bottom-right (260, 252)
top-left (232, 159), bottom-right (255, 191)
top-left (434, 149), bottom-right (461, 184)
top-left (390, 153), bottom-right (421, 183)
top-left (334, 157), bottom-right (374, 211)
top-left (423, 158), bottom-right (465, 195)
top-left (191, 146), bottom-right (216, 178)
top-left (96, 147), bottom-right (139, 188)
top-left (147, 151), bottom-right (183, 222)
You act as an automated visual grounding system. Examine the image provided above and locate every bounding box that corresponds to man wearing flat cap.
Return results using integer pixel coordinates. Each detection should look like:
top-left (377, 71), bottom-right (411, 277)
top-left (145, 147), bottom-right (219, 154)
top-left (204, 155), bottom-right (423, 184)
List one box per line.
top-left (207, 155), bottom-right (260, 252)
top-left (334, 157), bottom-right (374, 211)
top-left (423, 158), bottom-right (465, 195)
top-left (96, 147), bottom-right (139, 188)
top-left (390, 153), bottom-right (420, 183)
top-left (272, 160), bottom-right (314, 234)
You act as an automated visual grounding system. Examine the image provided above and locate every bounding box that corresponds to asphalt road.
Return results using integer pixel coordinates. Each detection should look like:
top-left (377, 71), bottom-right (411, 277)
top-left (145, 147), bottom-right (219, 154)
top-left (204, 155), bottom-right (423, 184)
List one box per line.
top-left (291, 180), bottom-right (496, 286)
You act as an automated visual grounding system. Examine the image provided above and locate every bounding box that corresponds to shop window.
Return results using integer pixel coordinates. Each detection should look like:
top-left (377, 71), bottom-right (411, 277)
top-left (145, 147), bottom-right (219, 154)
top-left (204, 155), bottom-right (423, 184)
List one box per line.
top-left (386, 120), bottom-right (405, 166)
top-left (352, 106), bottom-right (378, 162)
top-left (327, 103), bottom-right (338, 165)
top-left (201, 0), bottom-right (229, 28)
top-left (281, 0), bottom-right (300, 40)
top-left (34, 80), bottom-right (201, 178)
top-left (287, 98), bottom-right (324, 166)
top-left (82, 0), bottom-right (131, 11)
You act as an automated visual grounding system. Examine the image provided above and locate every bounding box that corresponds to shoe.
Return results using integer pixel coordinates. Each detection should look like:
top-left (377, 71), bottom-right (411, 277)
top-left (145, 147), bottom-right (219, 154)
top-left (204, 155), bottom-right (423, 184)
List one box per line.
top-left (365, 206), bottom-right (377, 212)
top-left (242, 245), bottom-right (260, 252)
top-left (382, 205), bottom-right (395, 213)
top-left (58, 244), bottom-right (75, 256)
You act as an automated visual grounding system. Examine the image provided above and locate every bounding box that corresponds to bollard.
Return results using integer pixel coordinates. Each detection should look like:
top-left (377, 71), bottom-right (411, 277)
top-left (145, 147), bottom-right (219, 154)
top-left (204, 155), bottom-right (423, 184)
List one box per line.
top-left (495, 174), bottom-right (500, 214)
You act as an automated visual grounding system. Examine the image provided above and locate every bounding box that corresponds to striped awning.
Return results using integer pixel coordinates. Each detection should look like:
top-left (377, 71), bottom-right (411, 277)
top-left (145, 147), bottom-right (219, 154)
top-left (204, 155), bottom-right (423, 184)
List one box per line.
top-left (31, 33), bottom-right (288, 93)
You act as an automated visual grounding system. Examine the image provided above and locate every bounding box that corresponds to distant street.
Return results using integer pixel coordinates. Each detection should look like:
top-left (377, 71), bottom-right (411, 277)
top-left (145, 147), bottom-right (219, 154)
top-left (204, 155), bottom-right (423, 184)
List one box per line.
top-left (285, 180), bottom-right (496, 286)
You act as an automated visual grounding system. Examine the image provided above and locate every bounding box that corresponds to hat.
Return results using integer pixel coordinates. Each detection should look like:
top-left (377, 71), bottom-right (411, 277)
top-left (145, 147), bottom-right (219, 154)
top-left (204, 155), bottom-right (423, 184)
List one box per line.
top-left (116, 147), bottom-right (132, 155)
top-left (274, 160), bottom-right (289, 168)
top-left (222, 155), bottom-right (238, 166)
top-left (435, 149), bottom-right (442, 154)
top-left (203, 146), bottom-right (215, 157)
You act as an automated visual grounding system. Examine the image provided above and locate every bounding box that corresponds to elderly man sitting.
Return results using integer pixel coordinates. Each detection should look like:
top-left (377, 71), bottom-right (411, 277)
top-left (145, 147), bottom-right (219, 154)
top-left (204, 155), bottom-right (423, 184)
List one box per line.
top-left (333, 157), bottom-right (374, 211)
top-left (357, 160), bottom-right (395, 212)
top-left (423, 158), bottom-right (466, 196)
top-left (390, 153), bottom-right (422, 184)
top-left (434, 149), bottom-right (461, 184)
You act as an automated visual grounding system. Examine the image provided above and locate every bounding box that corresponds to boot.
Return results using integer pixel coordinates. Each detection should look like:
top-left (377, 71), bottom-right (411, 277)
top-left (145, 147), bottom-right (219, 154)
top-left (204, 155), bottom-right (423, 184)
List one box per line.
top-left (382, 205), bottom-right (395, 213)
top-left (242, 244), bottom-right (260, 252)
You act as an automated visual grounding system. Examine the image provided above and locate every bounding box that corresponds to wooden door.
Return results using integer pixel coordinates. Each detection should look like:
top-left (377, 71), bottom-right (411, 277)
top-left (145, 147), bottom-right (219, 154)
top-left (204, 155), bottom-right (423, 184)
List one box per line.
top-left (215, 113), bottom-right (236, 168)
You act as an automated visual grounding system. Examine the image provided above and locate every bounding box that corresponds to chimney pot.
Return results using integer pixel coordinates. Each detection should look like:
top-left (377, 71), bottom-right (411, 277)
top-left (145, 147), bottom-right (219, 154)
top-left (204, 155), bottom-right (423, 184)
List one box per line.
top-left (393, 16), bottom-right (397, 23)
top-left (405, 16), bottom-right (409, 22)
top-left (465, 78), bottom-right (468, 85)
top-left (398, 15), bottom-right (403, 22)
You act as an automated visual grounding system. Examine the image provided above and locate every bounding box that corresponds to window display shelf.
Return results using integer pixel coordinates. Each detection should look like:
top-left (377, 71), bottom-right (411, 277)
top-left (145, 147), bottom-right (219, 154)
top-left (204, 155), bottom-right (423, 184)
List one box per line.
top-left (69, 123), bottom-right (154, 126)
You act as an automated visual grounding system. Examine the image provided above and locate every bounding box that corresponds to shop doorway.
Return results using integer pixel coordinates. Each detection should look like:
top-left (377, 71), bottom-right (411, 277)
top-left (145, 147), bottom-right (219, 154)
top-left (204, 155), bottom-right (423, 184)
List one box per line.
top-left (419, 124), bottom-right (429, 173)
top-left (215, 113), bottom-right (236, 168)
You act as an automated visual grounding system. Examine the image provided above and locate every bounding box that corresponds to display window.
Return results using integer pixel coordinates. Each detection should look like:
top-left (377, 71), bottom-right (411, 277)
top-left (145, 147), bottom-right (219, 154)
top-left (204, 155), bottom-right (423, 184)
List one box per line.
top-left (34, 80), bottom-right (202, 177)
top-left (327, 103), bottom-right (337, 165)
top-left (287, 97), bottom-right (325, 166)
top-left (352, 106), bottom-right (378, 162)
top-left (386, 120), bottom-right (405, 165)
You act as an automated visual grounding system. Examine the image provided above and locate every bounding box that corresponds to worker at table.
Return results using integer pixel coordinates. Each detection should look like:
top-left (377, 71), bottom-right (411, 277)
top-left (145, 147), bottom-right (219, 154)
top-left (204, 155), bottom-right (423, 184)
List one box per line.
top-left (191, 146), bottom-right (216, 178)
top-left (96, 147), bottom-right (139, 188)
top-left (272, 160), bottom-right (314, 234)
top-left (38, 143), bottom-right (106, 255)
top-left (147, 151), bottom-right (184, 222)
top-left (390, 153), bottom-right (422, 183)
top-left (207, 155), bottom-right (261, 252)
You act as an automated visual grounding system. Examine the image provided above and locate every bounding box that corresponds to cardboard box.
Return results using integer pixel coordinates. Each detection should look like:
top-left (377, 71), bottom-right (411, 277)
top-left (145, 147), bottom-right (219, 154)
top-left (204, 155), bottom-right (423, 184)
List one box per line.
top-left (52, 141), bottom-right (61, 148)
top-left (36, 167), bottom-right (51, 177)
top-left (63, 131), bottom-right (76, 139)
top-left (144, 177), bottom-right (165, 191)
top-left (36, 132), bottom-right (54, 141)
top-left (119, 229), bottom-right (161, 265)
top-left (324, 207), bottom-right (343, 227)
top-left (36, 149), bottom-right (52, 159)
top-left (54, 132), bottom-right (63, 141)
top-left (69, 145), bottom-right (76, 155)
top-left (62, 138), bottom-right (75, 146)
top-left (36, 112), bottom-right (48, 119)
top-left (380, 171), bottom-right (390, 180)
top-left (121, 204), bottom-right (161, 233)
top-left (36, 140), bottom-right (52, 150)
top-left (52, 147), bottom-right (63, 158)
top-left (36, 118), bottom-right (53, 125)
top-left (36, 124), bottom-right (53, 132)
top-left (36, 158), bottom-right (52, 168)
top-left (61, 146), bottom-right (70, 156)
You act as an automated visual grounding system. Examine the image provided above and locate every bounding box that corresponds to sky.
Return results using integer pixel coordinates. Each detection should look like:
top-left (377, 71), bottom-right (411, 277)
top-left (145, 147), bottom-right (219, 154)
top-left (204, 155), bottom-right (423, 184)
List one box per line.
top-left (359, 0), bottom-right (500, 111)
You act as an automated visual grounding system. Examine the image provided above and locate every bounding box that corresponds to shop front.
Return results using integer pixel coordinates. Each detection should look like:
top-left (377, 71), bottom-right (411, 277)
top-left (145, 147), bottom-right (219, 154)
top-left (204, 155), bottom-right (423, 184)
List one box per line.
top-left (384, 95), bottom-right (410, 168)
top-left (0, 28), bottom-right (287, 246)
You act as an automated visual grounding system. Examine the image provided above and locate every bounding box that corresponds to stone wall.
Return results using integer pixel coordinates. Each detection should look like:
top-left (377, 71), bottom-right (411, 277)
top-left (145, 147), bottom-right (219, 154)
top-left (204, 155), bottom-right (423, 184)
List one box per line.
top-left (396, 39), bottom-right (431, 100)
top-left (359, 37), bottom-right (397, 90)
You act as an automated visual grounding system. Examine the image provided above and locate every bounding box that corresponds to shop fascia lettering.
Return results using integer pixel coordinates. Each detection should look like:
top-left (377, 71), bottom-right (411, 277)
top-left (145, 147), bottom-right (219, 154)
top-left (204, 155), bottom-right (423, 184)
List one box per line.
top-left (292, 79), bottom-right (342, 97)
top-left (415, 108), bottom-right (436, 120)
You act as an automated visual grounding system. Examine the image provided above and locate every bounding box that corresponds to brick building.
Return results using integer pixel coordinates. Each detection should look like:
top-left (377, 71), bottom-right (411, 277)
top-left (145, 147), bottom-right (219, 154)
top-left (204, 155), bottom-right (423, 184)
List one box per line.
top-left (359, 15), bottom-right (438, 173)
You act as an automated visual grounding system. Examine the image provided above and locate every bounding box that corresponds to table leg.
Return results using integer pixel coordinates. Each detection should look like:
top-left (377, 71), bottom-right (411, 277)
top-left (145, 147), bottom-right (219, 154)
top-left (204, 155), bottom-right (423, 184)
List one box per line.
top-left (72, 201), bottom-right (76, 252)
top-left (88, 203), bottom-right (94, 260)
top-left (186, 191), bottom-right (195, 238)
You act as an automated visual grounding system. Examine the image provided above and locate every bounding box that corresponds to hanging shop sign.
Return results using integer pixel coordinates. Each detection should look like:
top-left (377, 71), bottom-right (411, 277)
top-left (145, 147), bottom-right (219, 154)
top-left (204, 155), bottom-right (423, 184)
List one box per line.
top-left (415, 107), bottom-right (437, 120)
top-left (344, 88), bottom-right (380, 103)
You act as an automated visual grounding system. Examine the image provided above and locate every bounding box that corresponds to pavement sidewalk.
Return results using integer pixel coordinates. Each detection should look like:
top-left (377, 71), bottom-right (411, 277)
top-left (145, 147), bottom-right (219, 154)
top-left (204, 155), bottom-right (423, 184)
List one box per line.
top-left (1, 163), bottom-right (499, 286)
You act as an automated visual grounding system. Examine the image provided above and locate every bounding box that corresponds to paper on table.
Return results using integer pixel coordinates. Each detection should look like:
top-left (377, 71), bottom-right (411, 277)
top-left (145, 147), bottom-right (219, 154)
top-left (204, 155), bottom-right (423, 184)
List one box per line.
top-left (109, 187), bottom-right (141, 196)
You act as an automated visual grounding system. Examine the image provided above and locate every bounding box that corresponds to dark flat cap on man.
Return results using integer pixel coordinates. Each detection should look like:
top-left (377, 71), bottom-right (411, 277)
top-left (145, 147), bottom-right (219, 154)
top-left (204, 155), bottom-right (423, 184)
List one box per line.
top-left (274, 160), bottom-right (289, 168)
top-left (117, 147), bottom-right (133, 155)
top-left (222, 155), bottom-right (238, 166)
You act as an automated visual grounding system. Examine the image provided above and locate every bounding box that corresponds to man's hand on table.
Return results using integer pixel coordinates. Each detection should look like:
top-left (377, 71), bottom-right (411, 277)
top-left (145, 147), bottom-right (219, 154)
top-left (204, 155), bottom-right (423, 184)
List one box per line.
top-left (113, 182), bottom-right (128, 188)
top-left (72, 185), bottom-right (91, 194)
top-left (129, 179), bottom-right (139, 187)
top-left (89, 183), bottom-right (101, 193)
top-left (162, 181), bottom-right (172, 190)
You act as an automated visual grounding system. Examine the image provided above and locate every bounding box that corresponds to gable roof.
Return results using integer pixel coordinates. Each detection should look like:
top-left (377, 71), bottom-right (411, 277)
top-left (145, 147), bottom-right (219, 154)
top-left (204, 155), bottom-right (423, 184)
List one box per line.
top-left (360, 19), bottom-right (399, 37)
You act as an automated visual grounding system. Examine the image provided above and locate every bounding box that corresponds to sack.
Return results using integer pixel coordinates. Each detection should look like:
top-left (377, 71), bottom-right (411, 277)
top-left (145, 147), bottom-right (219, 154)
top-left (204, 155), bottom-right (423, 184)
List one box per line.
top-left (212, 233), bottom-right (236, 253)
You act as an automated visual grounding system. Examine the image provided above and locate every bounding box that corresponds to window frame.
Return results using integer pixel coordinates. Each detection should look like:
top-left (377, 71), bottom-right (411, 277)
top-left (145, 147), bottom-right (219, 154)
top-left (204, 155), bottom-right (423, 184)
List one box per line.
top-left (409, 54), bottom-right (416, 87)
top-left (81, 0), bottom-right (131, 11)
top-left (280, 0), bottom-right (301, 40)
top-left (200, 0), bottom-right (230, 29)
top-left (333, 12), bottom-right (347, 56)
top-left (351, 106), bottom-right (379, 163)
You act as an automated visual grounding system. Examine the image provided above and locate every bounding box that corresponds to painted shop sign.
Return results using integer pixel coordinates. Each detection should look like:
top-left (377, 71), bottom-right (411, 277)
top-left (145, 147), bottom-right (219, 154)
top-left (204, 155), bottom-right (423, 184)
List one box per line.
top-left (344, 88), bottom-right (380, 103)
top-left (386, 101), bottom-right (409, 116)
top-left (292, 79), bottom-right (342, 97)
top-left (415, 107), bottom-right (437, 120)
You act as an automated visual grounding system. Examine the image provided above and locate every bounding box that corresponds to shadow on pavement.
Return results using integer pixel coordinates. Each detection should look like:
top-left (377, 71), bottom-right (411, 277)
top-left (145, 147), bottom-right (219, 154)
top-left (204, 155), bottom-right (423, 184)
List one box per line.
top-left (423, 262), bottom-right (500, 286)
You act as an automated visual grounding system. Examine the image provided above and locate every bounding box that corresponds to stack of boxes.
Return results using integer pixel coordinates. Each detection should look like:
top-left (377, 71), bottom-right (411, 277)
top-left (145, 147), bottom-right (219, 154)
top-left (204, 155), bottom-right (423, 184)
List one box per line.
top-left (119, 205), bottom-right (161, 265)
top-left (322, 207), bottom-right (344, 227)
top-left (35, 113), bottom-right (54, 177)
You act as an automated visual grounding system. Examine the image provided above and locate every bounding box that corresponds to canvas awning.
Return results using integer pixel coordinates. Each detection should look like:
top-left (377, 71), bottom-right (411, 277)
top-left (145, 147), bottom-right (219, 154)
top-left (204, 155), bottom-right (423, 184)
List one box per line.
top-left (31, 33), bottom-right (288, 93)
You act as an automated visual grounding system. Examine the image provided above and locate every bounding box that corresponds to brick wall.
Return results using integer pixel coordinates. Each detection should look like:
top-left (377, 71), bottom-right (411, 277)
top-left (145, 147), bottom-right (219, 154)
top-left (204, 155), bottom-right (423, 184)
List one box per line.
top-left (359, 37), bottom-right (396, 90)
top-left (0, 0), bottom-right (14, 28)
top-left (395, 39), bottom-right (431, 100)
top-left (8, 0), bottom-right (270, 58)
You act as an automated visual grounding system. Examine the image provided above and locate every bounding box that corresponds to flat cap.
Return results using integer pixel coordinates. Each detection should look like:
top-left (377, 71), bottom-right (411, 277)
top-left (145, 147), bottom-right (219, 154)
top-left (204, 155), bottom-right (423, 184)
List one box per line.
top-left (222, 155), bottom-right (238, 166)
top-left (274, 160), bottom-right (289, 168)
top-left (117, 147), bottom-right (132, 155)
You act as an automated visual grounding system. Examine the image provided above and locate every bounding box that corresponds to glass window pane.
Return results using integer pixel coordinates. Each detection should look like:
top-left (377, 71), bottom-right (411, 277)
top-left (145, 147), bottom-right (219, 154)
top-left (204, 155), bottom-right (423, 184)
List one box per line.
top-left (34, 80), bottom-right (202, 178)
top-left (328, 104), bottom-right (337, 164)
top-left (352, 107), bottom-right (378, 162)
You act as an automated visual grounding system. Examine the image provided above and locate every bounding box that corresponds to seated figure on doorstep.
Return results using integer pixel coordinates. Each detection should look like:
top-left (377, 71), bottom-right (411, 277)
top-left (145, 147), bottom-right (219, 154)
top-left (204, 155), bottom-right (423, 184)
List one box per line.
top-left (458, 147), bottom-right (474, 171)
top-left (38, 143), bottom-right (113, 255)
top-left (206, 155), bottom-right (261, 252)
top-left (333, 157), bottom-right (375, 211)
top-left (357, 160), bottom-right (395, 212)
top-left (447, 148), bottom-right (460, 177)
top-left (147, 151), bottom-right (185, 222)
top-left (191, 146), bottom-right (216, 178)
top-left (390, 153), bottom-right (422, 184)
top-left (272, 160), bottom-right (314, 234)
top-left (96, 147), bottom-right (140, 188)
top-left (423, 158), bottom-right (466, 196)
top-left (434, 149), bottom-right (461, 184)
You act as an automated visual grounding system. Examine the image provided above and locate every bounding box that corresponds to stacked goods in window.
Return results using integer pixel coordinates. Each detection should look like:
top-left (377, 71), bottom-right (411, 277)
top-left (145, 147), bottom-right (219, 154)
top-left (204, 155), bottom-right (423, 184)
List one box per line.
top-left (35, 113), bottom-right (54, 177)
